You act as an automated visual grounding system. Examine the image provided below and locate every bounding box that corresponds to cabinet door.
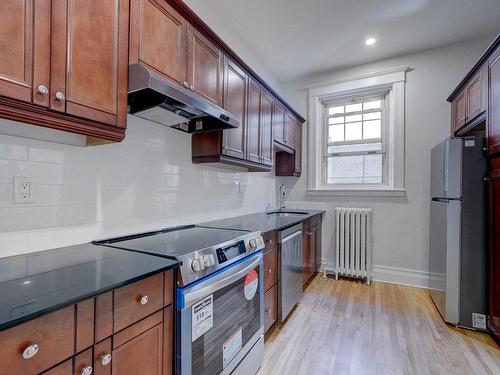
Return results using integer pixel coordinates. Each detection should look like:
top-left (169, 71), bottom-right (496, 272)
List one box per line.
top-left (466, 71), bottom-right (482, 121)
top-left (309, 226), bottom-right (317, 274)
top-left (130, 0), bottom-right (187, 86)
top-left (284, 111), bottom-right (295, 147)
top-left (451, 89), bottom-right (466, 132)
top-left (0, 0), bottom-right (34, 103)
top-left (302, 231), bottom-right (310, 284)
top-left (294, 121), bottom-right (302, 175)
top-left (187, 25), bottom-right (223, 106)
top-left (272, 101), bottom-right (285, 143)
top-left (488, 163), bottom-right (500, 342)
top-left (260, 91), bottom-right (273, 166)
top-left (488, 49), bottom-right (500, 155)
top-left (222, 58), bottom-right (247, 159)
top-left (60, 0), bottom-right (129, 126)
top-left (247, 78), bottom-right (262, 163)
top-left (264, 284), bottom-right (277, 333)
top-left (112, 323), bottom-right (163, 375)
top-left (41, 359), bottom-right (72, 375)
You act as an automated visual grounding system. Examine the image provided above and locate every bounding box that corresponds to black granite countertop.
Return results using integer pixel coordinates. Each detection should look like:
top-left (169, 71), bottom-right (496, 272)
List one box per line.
top-left (200, 208), bottom-right (325, 234)
top-left (0, 243), bottom-right (180, 331)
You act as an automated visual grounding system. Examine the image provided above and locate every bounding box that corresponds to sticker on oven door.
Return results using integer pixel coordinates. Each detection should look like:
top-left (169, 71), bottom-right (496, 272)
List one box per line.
top-left (244, 270), bottom-right (258, 300)
top-left (192, 295), bottom-right (213, 342)
top-left (223, 327), bottom-right (242, 368)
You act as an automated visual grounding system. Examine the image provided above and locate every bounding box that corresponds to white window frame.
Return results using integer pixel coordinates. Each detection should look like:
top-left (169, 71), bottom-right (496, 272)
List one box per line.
top-left (307, 66), bottom-right (410, 197)
top-left (323, 91), bottom-right (388, 185)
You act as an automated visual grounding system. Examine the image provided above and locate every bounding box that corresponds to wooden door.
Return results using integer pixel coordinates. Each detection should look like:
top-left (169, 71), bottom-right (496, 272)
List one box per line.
top-left (294, 121), bottom-right (302, 174)
top-left (0, 0), bottom-right (36, 103)
top-left (59, 0), bottom-right (129, 127)
top-left (129, 0), bottom-right (187, 86)
top-left (273, 101), bottom-right (285, 143)
top-left (488, 160), bottom-right (500, 342)
top-left (488, 49), bottom-right (500, 155)
top-left (260, 92), bottom-right (274, 166)
top-left (247, 78), bottom-right (262, 163)
top-left (112, 323), bottom-right (163, 375)
top-left (466, 71), bottom-right (482, 121)
top-left (284, 111), bottom-right (295, 146)
top-left (222, 57), bottom-right (247, 159)
top-left (452, 89), bottom-right (466, 132)
top-left (187, 25), bottom-right (223, 106)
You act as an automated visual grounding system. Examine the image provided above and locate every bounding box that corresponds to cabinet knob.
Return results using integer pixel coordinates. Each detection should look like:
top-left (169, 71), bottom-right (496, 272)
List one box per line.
top-left (484, 177), bottom-right (490, 182)
top-left (101, 353), bottom-right (112, 366)
top-left (37, 85), bottom-right (49, 95)
top-left (140, 295), bottom-right (149, 305)
top-left (55, 91), bottom-right (65, 101)
top-left (266, 268), bottom-right (272, 274)
top-left (265, 308), bottom-right (272, 314)
top-left (267, 239), bottom-right (273, 245)
top-left (22, 344), bottom-right (39, 359)
top-left (80, 366), bottom-right (93, 375)
top-left (183, 81), bottom-right (189, 88)
top-left (190, 85), bottom-right (194, 90)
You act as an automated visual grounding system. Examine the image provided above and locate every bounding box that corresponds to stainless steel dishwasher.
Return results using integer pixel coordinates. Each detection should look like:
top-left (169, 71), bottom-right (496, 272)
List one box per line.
top-left (278, 223), bottom-right (303, 321)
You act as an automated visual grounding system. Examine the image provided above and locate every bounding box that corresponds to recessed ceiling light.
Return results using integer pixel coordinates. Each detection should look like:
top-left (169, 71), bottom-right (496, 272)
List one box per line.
top-left (365, 38), bottom-right (376, 46)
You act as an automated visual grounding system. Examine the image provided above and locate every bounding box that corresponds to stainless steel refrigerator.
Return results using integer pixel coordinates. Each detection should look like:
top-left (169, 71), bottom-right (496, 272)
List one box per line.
top-left (429, 136), bottom-right (487, 330)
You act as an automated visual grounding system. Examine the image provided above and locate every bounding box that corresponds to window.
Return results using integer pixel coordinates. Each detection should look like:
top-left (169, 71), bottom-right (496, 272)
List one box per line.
top-left (307, 67), bottom-right (409, 196)
top-left (325, 95), bottom-right (386, 185)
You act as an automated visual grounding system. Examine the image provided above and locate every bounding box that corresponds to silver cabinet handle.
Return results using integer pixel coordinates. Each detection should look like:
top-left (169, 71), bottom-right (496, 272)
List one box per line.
top-left (101, 353), bottom-right (112, 366)
top-left (140, 295), bottom-right (149, 305)
top-left (267, 239), bottom-right (273, 245)
top-left (265, 308), bottom-right (272, 314)
top-left (81, 366), bottom-right (93, 375)
top-left (183, 81), bottom-right (189, 88)
top-left (37, 85), bottom-right (49, 95)
top-left (266, 268), bottom-right (272, 274)
top-left (55, 91), bottom-right (65, 101)
top-left (22, 344), bottom-right (39, 359)
top-left (190, 85), bottom-right (194, 90)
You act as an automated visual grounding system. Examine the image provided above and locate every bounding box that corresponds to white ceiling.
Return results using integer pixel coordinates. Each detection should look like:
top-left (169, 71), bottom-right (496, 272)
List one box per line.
top-left (205, 0), bottom-right (500, 82)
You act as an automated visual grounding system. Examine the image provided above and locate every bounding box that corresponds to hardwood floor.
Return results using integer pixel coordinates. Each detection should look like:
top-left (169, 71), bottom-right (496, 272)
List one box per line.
top-left (260, 274), bottom-right (500, 375)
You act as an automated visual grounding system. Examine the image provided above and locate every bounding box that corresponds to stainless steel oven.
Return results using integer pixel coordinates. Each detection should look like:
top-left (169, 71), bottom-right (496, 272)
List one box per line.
top-left (177, 251), bottom-right (264, 375)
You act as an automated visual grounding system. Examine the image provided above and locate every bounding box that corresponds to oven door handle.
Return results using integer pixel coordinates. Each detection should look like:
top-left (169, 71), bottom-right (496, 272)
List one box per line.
top-left (182, 253), bottom-right (263, 308)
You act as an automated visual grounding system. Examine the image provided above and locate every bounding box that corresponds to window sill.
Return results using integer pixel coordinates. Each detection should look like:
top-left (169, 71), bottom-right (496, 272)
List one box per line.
top-left (306, 188), bottom-right (406, 197)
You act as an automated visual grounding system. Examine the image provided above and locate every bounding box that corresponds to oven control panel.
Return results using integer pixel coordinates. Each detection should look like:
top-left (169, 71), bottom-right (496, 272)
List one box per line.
top-left (216, 241), bottom-right (246, 264)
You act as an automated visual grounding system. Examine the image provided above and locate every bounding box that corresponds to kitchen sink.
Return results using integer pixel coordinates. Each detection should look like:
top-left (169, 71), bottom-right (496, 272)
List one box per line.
top-left (266, 211), bottom-right (309, 217)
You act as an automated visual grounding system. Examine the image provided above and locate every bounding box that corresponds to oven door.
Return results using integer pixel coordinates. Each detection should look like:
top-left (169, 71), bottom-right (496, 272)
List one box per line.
top-left (177, 252), bottom-right (264, 375)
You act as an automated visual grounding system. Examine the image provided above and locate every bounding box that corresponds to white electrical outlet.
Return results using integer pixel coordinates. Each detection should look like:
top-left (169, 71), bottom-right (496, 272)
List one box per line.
top-left (14, 177), bottom-right (35, 204)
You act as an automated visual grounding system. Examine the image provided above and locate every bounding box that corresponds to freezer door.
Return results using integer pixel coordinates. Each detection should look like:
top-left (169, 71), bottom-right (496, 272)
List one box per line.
top-left (430, 138), bottom-right (462, 199)
top-left (429, 199), bottom-right (461, 324)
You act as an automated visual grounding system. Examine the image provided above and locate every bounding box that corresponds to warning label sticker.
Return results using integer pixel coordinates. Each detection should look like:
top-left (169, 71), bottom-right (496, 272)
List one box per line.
top-left (244, 270), bottom-right (258, 300)
top-left (192, 295), bottom-right (213, 342)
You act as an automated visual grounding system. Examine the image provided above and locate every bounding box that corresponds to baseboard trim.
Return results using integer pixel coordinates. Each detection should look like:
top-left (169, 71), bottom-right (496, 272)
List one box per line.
top-left (320, 259), bottom-right (429, 289)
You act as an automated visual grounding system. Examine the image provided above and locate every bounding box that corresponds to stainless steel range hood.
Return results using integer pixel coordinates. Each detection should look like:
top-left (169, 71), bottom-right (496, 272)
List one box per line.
top-left (127, 64), bottom-right (239, 133)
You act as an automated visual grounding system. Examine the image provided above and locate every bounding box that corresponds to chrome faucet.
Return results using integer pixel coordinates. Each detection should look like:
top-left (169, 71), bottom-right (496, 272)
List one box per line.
top-left (278, 184), bottom-right (287, 209)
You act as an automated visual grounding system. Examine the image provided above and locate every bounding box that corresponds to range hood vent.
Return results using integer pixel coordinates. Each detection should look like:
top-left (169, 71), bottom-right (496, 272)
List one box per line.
top-left (127, 64), bottom-right (239, 133)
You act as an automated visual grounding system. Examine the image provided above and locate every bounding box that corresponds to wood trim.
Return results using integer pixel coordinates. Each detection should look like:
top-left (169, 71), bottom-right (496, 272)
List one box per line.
top-left (164, 0), bottom-right (305, 123)
top-left (95, 292), bottom-right (113, 343)
top-left (447, 34), bottom-right (500, 102)
top-left (75, 298), bottom-right (95, 353)
top-left (192, 154), bottom-right (272, 171)
top-left (0, 97), bottom-right (125, 142)
top-left (116, 0), bottom-right (130, 128)
top-left (33, 0), bottom-right (51, 108)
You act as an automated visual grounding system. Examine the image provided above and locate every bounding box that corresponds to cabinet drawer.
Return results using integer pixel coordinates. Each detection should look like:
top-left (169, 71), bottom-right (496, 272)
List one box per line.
top-left (0, 306), bottom-right (74, 375)
top-left (114, 273), bottom-right (164, 332)
top-left (264, 284), bottom-right (278, 333)
top-left (264, 247), bottom-right (278, 292)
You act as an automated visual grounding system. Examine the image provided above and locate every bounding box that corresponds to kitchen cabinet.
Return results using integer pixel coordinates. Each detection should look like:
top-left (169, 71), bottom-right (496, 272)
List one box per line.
top-left (294, 121), bottom-right (302, 175)
top-left (260, 91), bottom-right (274, 165)
top-left (272, 101), bottom-right (286, 145)
top-left (247, 78), bottom-right (262, 164)
top-left (487, 46), bottom-right (500, 155)
top-left (264, 284), bottom-right (278, 333)
top-left (451, 89), bottom-right (466, 133)
top-left (0, 0), bottom-right (129, 142)
top-left (488, 158), bottom-right (500, 344)
top-left (275, 116), bottom-right (302, 177)
top-left (263, 231), bottom-right (279, 334)
top-left (302, 220), bottom-right (317, 285)
top-left (0, 270), bottom-right (174, 375)
top-left (284, 111), bottom-right (295, 147)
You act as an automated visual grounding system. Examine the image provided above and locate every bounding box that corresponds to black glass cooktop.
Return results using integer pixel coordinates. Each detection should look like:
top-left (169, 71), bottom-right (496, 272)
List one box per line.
top-left (0, 243), bottom-right (179, 331)
top-left (96, 225), bottom-right (251, 258)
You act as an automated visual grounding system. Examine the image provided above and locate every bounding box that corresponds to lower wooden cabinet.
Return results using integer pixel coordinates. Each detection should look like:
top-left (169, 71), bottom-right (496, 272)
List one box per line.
top-left (488, 158), bottom-right (500, 343)
top-left (302, 224), bottom-right (317, 285)
top-left (264, 284), bottom-right (278, 333)
top-left (41, 359), bottom-right (73, 375)
top-left (264, 246), bottom-right (278, 291)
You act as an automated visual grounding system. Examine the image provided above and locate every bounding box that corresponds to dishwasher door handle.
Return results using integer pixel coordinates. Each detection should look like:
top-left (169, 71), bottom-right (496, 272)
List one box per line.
top-left (280, 230), bottom-right (302, 243)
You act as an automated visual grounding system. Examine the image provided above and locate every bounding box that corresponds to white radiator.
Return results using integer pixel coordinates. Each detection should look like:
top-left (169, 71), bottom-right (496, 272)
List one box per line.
top-left (332, 207), bottom-right (373, 285)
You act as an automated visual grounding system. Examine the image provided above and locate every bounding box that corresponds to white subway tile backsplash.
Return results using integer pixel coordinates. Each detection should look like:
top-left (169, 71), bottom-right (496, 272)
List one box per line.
top-left (0, 115), bottom-right (277, 257)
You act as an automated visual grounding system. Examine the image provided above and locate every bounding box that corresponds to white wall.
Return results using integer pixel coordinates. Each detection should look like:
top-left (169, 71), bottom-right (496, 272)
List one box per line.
top-left (280, 35), bottom-right (494, 287)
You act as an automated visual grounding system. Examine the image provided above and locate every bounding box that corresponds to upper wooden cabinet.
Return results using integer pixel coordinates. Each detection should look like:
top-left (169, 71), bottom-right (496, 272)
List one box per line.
top-left (451, 88), bottom-right (466, 132)
top-left (294, 121), bottom-right (302, 175)
top-left (487, 46), bottom-right (500, 155)
top-left (222, 57), bottom-right (248, 159)
top-left (129, 0), bottom-right (187, 85)
top-left (247, 78), bottom-right (262, 164)
top-left (272, 101), bottom-right (286, 144)
top-left (0, 0), bottom-right (34, 103)
top-left (260, 91), bottom-right (274, 166)
top-left (284, 111), bottom-right (295, 147)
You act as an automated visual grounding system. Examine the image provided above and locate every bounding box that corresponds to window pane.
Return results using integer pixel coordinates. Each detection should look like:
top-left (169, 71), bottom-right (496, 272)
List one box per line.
top-left (327, 154), bottom-right (382, 184)
top-left (363, 111), bottom-right (381, 121)
top-left (363, 119), bottom-right (381, 139)
top-left (328, 106), bottom-right (344, 115)
top-left (329, 125), bottom-right (344, 142)
top-left (328, 116), bottom-right (344, 125)
top-left (345, 114), bottom-right (362, 123)
top-left (363, 100), bottom-right (381, 110)
top-left (345, 122), bottom-right (362, 140)
top-left (346, 103), bottom-right (362, 112)
top-left (328, 142), bottom-right (382, 153)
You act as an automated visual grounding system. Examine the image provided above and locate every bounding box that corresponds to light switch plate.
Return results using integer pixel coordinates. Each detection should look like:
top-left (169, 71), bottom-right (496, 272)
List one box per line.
top-left (14, 177), bottom-right (35, 204)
